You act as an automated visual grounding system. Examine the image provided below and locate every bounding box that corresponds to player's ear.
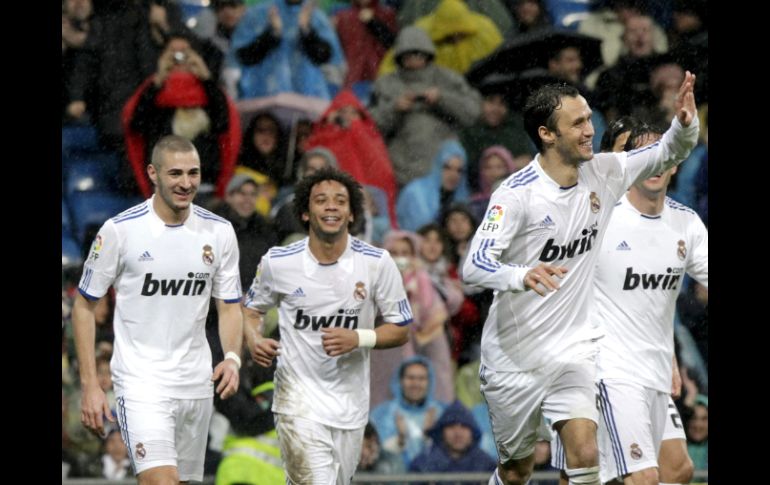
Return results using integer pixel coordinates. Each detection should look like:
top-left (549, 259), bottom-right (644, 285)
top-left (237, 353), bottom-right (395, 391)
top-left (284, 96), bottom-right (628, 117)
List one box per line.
top-left (147, 163), bottom-right (158, 186)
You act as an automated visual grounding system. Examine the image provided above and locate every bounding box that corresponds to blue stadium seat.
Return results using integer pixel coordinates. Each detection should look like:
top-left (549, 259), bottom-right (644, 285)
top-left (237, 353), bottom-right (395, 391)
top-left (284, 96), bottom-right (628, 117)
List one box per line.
top-left (62, 198), bottom-right (72, 235)
top-left (62, 234), bottom-right (83, 269)
top-left (63, 152), bottom-right (122, 194)
top-left (62, 123), bottom-right (100, 156)
top-left (68, 191), bottom-right (142, 242)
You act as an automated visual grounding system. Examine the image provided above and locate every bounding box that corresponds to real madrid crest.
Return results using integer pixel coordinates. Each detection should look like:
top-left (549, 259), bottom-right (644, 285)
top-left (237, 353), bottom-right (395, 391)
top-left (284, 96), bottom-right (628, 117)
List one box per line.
top-left (202, 244), bottom-right (215, 265)
top-left (135, 442), bottom-right (146, 460)
top-left (630, 443), bottom-right (643, 460)
top-left (589, 192), bottom-right (601, 213)
top-left (677, 240), bottom-right (687, 260)
top-left (354, 281), bottom-right (367, 301)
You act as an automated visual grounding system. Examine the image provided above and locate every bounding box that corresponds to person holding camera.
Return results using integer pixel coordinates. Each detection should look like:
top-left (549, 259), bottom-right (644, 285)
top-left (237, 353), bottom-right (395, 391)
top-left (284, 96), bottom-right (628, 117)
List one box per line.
top-left (369, 27), bottom-right (482, 188)
top-left (123, 32), bottom-right (241, 202)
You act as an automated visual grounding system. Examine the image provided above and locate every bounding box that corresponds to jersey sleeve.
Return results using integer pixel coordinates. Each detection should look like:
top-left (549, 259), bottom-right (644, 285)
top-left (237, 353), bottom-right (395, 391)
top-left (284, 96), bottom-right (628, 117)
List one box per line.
top-left (685, 214), bottom-right (708, 288)
top-left (461, 192), bottom-right (530, 293)
top-left (374, 252), bottom-right (413, 326)
top-left (621, 115), bottom-right (700, 190)
top-left (78, 220), bottom-right (121, 300)
top-left (212, 223), bottom-right (243, 303)
top-left (243, 254), bottom-right (280, 312)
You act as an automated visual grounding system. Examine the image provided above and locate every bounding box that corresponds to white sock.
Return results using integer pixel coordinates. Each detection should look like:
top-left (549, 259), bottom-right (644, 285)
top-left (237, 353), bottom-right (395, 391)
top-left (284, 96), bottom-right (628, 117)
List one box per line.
top-left (566, 465), bottom-right (601, 485)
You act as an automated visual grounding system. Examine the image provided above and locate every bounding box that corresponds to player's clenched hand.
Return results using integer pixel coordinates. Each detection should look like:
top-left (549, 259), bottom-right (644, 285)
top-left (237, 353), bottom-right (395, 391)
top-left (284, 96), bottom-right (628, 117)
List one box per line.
top-left (212, 359), bottom-right (240, 399)
top-left (80, 383), bottom-right (115, 438)
top-left (524, 263), bottom-right (568, 297)
top-left (250, 337), bottom-right (281, 367)
top-left (321, 328), bottom-right (358, 357)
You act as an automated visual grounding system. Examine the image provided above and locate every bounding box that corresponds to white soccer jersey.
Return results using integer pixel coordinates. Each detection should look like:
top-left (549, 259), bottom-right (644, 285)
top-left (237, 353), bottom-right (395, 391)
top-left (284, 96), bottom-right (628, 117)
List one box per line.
top-left (462, 116), bottom-right (699, 372)
top-left (78, 197), bottom-right (242, 399)
top-left (244, 236), bottom-right (413, 430)
top-left (595, 195), bottom-right (708, 392)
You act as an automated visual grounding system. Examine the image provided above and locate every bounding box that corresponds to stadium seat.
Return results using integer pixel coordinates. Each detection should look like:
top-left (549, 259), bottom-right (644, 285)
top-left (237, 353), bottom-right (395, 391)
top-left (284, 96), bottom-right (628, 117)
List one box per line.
top-left (62, 123), bottom-right (100, 156)
top-left (62, 234), bottom-right (83, 269)
top-left (68, 191), bottom-right (142, 243)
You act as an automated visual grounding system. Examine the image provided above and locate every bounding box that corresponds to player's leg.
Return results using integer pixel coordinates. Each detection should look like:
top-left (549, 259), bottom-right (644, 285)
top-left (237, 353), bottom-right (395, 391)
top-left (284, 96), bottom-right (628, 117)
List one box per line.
top-left (332, 424), bottom-right (366, 485)
top-left (174, 397), bottom-right (214, 484)
top-left (658, 398), bottom-right (693, 485)
top-left (274, 413), bottom-right (340, 485)
top-left (595, 379), bottom-right (670, 485)
top-left (115, 395), bottom-right (181, 485)
top-left (480, 365), bottom-right (546, 485)
top-left (545, 350), bottom-right (601, 485)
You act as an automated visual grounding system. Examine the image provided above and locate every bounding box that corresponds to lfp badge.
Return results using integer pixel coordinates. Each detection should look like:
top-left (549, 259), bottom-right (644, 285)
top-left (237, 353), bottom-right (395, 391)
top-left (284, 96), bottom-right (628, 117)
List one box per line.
top-left (481, 204), bottom-right (505, 233)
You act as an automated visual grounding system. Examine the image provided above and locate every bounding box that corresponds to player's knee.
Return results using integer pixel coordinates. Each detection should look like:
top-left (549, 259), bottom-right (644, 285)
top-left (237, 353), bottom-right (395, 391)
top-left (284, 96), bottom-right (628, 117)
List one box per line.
top-left (570, 442), bottom-right (598, 468)
top-left (630, 467), bottom-right (659, 485)
top-left (498, 467), bottom-right (532, 485)
top-left (670, 455), bottom-right (694, 483)
top-left (565, 465), bottom-right (600, 485)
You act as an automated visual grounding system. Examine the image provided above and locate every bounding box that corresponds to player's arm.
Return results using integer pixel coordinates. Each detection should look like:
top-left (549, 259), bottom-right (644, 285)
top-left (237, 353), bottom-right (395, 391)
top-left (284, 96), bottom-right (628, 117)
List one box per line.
top-left (461, 195), bottom-right (566, 296)
top-left (624, 71), bottom-right (699, 186)
top-left (671, 354), bottom-right (682, 398)
top-left (244, 306), bottom-right (281, 366)
top-left (72, 293), bottom-right (115, 436)
top-left (211, 299), bottom-right (243, 399)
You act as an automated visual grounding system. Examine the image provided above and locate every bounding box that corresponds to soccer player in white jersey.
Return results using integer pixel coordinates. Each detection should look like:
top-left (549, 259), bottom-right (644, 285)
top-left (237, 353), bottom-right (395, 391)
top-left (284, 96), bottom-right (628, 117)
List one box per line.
top-left (242, 167), bottom-right (412, 485)
top-left (72, 135), bottom-right (244, 484)
top-left (461, 73), bottom-right (700, 485)
top-left (551, 121), bottom-right (706, 485)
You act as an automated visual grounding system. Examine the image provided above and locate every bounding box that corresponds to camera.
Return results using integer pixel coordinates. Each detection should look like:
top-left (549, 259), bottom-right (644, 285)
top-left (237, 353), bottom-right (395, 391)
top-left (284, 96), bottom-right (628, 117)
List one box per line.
top-left (173, 51), bottom-right (187, 64)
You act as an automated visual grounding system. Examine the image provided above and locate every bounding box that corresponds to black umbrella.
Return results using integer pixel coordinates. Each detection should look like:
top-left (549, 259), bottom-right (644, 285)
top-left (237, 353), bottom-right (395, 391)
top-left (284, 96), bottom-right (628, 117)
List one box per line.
top-left (467, 28), bottom-right (603, 85)
top-left (475, 69), bottom-right (566, 110)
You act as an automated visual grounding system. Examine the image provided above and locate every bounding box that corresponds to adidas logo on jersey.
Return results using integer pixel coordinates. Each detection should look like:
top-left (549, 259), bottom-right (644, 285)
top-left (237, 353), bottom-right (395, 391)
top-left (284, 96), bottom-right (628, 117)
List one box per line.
top-left (138, 251), bottom-right (154, 262)
top-left (539, 226), bottom-right (598, 262)
top-left (294, 308), bottom-right (361, 331)
top-left (291, 287), bottom-right (306, 297)
top-left (622, 267), bottom-right (683, 290)
top-left (539, 215), bottom-right (555, 228)
top-left (616, 241), bottom-right (631, 251)
top-left (141, 273), bottom-right (208, 296)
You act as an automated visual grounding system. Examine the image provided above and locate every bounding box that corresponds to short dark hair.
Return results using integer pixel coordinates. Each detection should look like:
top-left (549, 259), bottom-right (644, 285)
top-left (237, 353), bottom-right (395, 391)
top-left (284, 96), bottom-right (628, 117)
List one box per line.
top-left (624, 122), bottom-right (665, 151)
top-left (600, 115), bottom-right (643, 152)
top-left (523, 83), bottom-right (580, 152)
top-left (293, 167), bottom-right (365, 232)
top-left (150, 135), bottom-right (198, 169)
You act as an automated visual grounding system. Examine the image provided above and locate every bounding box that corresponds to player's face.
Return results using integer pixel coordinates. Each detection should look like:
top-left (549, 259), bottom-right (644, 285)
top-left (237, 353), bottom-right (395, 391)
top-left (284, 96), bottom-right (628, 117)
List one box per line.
top-left (401, 363), bottom-right (429, 404)
top-left (303, 180), bottom-right (353, 242)
top-left (549, 95), bottom-right (594, 165)
top-left (149, 149), bottom-right (201, 213)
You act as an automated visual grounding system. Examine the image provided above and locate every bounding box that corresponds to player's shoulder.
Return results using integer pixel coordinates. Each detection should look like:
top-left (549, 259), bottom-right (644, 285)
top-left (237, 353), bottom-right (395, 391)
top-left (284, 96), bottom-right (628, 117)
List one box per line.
top-left (663, 197), bottom-right (700, 223)
top-left (192, 205), bottom-right (233, 229)
top-left (109, 199), bottom-right (151, 227)
top-left (350, 237), bottom-right (386, 260)
top-left (265, 238), bottom-right (308, 262)
top-left (498, 164), bottom-right (539, 195)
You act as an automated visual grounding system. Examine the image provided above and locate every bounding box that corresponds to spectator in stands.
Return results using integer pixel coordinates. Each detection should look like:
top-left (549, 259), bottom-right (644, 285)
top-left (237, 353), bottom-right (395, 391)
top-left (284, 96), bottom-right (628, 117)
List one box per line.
top-left (369, 27), bottom-right (481, 186)
top-left (305, 89), bottom-right (398, 224)
top-left (460, 84), bottom-right (534, 192)
top-left (468, 146), bottom-right (522, 222)
top-left (408, 401), bottom-right (497, 477)
top-left (333, 0), bottom-right (397, 88)
top-left (238, 112), bottom-right (288, 186)
top-left (193, 0), bottom-right (248, 98)
top-left (507, 0), bottom-right (551, 34)
top-left (100, 427), bottom-right (132, 480)
top-left (62, 0), bottom-right (93, 122)
top-left (370, 357), bottom-right (447, 468)
top-left (685, 395), bottom-right (708, 471)
top-left (66, 0), bottom-right (188, 193)
top-left (123, 32), bottom-right (240, 199)
top-left (230, 0), bottom-right (345, 99)
top-left (396, 140), bottom-right (470, 232)
top-left (397, 0), bottom-right (514, 40)
top-left (359, 422), bottom-right (406, 474)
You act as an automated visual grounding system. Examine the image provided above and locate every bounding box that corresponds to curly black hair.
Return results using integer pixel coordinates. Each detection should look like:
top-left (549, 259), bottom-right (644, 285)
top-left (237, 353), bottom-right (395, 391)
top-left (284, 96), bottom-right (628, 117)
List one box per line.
top-left (293, 167), bottom-right (365, 233)
top-left (523, 83), bottom-right (580, 152)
